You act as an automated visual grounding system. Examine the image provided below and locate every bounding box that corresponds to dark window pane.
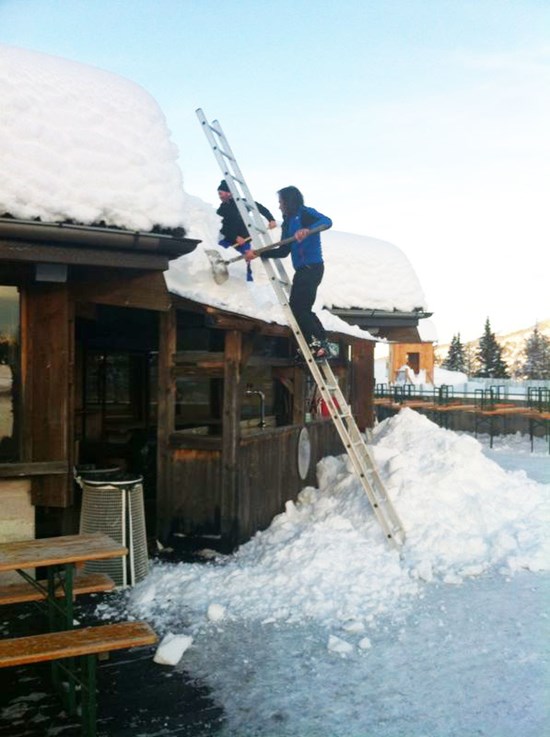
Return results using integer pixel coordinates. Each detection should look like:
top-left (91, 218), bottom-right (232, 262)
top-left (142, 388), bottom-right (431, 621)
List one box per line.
top-left (0, 287), bottom-right (20, 462)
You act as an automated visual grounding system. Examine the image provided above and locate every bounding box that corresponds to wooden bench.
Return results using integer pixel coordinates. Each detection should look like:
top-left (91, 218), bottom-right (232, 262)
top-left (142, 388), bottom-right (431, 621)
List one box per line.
top-left (0, 572), bottom-right (115, 606)
top-left (0, 621), bottom-right (157, 736)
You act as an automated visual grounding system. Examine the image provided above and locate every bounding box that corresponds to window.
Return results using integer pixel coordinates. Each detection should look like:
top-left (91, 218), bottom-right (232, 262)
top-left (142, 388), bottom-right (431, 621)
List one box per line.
top-left (0, 286), bottom-right (20, 462)
top-left (407, 352), bottom-right (420, 374)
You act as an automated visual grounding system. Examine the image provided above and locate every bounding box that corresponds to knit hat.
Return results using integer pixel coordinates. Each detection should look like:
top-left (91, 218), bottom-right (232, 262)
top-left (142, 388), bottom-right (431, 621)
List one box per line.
top-left (217, 180), bottom-right (231, 192)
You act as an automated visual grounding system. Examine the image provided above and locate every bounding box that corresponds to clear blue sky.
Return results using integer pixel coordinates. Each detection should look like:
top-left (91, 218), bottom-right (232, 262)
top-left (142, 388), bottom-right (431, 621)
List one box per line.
top-left (2, 0), bottom-right (549, 343)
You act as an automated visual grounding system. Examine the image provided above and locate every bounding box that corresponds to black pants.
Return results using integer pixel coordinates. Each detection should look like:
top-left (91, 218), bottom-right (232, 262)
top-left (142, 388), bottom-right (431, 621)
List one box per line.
top-left (289, 263), bottom-right (326, 344)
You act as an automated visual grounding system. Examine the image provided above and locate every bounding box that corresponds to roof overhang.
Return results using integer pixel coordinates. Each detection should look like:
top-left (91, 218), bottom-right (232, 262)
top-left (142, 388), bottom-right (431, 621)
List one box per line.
top-left (173, 295), bottom-right (375, 343)
top-left (0, 217), bottom-right (199, 272)
top-left (329, 307), bottom-right (433, 342)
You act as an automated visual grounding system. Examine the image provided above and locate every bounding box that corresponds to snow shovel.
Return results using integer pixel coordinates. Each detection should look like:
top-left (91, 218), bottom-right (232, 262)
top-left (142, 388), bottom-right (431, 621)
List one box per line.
top-left (205, 224), bottom-right (329, 284)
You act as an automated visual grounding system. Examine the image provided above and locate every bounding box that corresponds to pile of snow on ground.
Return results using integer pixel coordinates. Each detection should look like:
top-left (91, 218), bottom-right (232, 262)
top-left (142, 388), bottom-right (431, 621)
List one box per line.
top-left (125, 409), bottom-right (548, 635)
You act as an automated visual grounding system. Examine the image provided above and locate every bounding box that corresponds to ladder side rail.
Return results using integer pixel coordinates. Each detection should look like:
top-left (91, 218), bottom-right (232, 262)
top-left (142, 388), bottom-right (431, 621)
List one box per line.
top-left (263, 259), bottom-right (404, 544)
top-left (210, 117), bottom-right (260, 212)
top-left (262, 254), bottom-right (406, 545)
top-left (196, 110), bottom-right (273, 250)
top-left (309, 360), bottom-right (405, 539)
top-left (309, 373), bottom-right (402, 542)
top-left (208, 122), bottom-right (275, 248)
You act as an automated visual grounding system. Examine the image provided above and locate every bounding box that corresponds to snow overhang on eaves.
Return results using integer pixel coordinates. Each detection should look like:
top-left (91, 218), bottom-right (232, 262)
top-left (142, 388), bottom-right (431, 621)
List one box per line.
top-left (330, 307), bottom-right (433, 342)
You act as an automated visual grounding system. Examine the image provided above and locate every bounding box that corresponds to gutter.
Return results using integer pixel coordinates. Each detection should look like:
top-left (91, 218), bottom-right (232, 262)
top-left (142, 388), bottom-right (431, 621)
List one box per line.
top-left (0, 217), bottom-right (199, 258)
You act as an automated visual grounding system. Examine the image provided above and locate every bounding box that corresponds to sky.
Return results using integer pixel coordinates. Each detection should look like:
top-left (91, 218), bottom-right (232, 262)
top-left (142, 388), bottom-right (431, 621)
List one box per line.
top-left (1, 0), bottom-right (549, 344)
top-left (89, 410), bottom-right (548, 736)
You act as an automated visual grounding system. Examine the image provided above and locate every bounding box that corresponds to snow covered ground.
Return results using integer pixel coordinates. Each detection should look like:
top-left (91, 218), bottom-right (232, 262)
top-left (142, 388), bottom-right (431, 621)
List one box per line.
top-left (97, 410), bottom-right (549, 737)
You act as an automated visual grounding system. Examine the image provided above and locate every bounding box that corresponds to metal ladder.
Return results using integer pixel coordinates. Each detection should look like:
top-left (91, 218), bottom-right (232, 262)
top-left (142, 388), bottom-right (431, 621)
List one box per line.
top-left (197, 108), bottom-right (405, 549)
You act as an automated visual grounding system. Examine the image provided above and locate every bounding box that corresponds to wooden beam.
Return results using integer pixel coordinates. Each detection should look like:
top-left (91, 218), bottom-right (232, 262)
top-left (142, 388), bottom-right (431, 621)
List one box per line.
top-left (350, 340), bottom-right (375, 431)
top-left (211, 313), bottom-right (290, 337)
top-left (221, 330), bottom-right (242, 544)
top-left (171, 295), bottom-right (291, 337)
top-left (73, 271), bottom-right (171, 311)
top-left (174, 351), bottom-right (291, 370)
top-left (0, 461), bottom-right (68, 478)
top-left (156, 308), bottom-right (176, 539)
top-left (175, 351), bottom-right (225, 364)
top-left (0, 239), bottom-right (169, 270)
top-left (292, 368), bottom-right (306, 425)
top-left (173, 365), bottom-right (225, 378)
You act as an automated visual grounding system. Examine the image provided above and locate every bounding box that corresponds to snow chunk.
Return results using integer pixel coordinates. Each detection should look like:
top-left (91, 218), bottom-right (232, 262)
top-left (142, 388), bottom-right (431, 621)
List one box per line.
top-left (207, 603), bottom-right (226, 622)
top-left (328, 635), bottom-right (354, 655)
top-left (153, 633), bottom-right (193, 665)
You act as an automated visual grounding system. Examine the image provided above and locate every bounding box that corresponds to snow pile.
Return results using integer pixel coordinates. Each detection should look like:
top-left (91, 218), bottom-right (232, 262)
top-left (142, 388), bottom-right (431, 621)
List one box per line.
top-left (0, 44), bottom-right (190, 231)
top-left (127, 410), bottom-right (549, 635)
top-left (433, 365), bottom-right (469, 385)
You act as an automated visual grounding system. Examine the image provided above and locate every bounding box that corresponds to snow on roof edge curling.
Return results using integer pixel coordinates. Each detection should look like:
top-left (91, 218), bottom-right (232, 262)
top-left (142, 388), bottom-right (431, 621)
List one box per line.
top-left (0, 44), bottom-right (190, 232)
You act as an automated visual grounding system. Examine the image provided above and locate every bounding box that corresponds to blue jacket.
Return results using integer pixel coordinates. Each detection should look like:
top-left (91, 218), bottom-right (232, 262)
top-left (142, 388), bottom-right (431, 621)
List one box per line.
top-left (265, 206), bottom-right (332, 270)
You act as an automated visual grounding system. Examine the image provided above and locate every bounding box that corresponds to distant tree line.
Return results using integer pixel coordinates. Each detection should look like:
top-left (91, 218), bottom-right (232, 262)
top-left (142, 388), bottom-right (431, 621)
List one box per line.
top-left (441, 318), bottom-right (550, 380)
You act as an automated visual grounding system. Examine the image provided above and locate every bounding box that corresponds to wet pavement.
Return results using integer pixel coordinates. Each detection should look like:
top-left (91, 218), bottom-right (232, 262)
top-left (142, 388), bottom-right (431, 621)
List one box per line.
top-left (0, 592), bottom-right (224, 737)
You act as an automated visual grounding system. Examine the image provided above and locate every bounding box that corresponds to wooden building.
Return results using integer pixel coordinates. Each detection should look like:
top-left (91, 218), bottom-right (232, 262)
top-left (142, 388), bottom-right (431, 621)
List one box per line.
top-left (389, 341), bottom-right (435, 385)
top-left (0, 45), bottom-right (430, 556)
top-left (0, 218), bottom-right (378, 551)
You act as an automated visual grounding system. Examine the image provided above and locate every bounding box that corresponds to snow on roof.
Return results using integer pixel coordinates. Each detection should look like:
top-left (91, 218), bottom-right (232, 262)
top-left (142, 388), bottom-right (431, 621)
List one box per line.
top-left (0, 44), bottom-right (189, 231)
top-left (320, 230), bottom-right (427, 313)
top-left (417, 318), bottom-right (438, 342)
top-left (1, 44), bottom-right (428, 341)
top-left (166, 223), bottom-right (428, 340)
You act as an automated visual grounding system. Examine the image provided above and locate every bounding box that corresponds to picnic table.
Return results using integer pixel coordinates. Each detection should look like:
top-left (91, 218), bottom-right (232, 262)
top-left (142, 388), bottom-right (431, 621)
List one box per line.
top-left (0, 532), bottom-right (127, 630)
top-left (0, 533), bottom-right (155, 737)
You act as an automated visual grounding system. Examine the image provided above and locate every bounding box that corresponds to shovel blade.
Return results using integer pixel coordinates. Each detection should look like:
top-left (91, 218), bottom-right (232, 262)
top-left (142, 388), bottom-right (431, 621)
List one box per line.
top-left (205, 249), bottom-right (230, 284)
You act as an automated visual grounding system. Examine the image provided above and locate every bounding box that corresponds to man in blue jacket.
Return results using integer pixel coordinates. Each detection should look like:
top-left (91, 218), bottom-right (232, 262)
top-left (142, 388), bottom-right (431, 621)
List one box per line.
top-left (245, 185), bottom-right (333, 360)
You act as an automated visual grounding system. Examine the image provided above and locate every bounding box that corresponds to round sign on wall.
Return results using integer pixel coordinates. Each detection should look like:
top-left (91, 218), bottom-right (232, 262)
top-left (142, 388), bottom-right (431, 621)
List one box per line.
top-left (297, 427), bottom-right (311, 480)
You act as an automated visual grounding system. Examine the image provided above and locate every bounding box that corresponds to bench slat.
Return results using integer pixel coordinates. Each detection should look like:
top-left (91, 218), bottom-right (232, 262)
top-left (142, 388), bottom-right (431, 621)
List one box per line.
top-left (0, 573), bottom-right (115, 606)
top-left (0, 622), bottom-right (157, 668)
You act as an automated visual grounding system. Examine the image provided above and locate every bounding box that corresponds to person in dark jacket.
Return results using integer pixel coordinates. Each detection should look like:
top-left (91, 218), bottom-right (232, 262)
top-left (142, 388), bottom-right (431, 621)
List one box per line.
top-left (216, 180), bottom-right (276, 281)
top-left (245, 185), bottom-right (333, 360)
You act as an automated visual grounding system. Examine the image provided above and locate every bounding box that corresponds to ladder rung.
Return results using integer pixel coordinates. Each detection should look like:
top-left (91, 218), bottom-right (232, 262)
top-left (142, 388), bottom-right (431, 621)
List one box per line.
top-left (214, 146), bottom-right (235, 162)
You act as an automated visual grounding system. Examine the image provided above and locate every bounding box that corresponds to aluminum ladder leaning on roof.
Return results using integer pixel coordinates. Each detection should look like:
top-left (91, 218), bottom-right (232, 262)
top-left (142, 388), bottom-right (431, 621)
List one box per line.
top-left (196, 107), bottom-right (405, 550)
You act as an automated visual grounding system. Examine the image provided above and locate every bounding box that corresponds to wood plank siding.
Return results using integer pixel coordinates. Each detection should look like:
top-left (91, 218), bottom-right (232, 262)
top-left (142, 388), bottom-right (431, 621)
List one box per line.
top-left (161, 420), bottom-right (344, 548)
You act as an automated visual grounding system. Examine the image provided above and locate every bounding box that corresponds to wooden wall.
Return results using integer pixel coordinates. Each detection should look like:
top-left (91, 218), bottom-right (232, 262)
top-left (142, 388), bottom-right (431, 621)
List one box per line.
top-left (237, 420), bottom-right (343, 544)
top-left (161, 420), bottom-right (343, 548)
top-left (390, 342), bottom-right (435, 384)
top-left (161, 445), bottom-right (222, 541)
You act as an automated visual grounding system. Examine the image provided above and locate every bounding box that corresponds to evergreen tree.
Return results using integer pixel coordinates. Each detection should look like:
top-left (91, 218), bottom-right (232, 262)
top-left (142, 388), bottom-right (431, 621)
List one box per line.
top-left (521, 326), bottom-right (550, 379)
top-left (474, 318), bottom-right (509, 378)
top-left (442, 333), bottom-right (466, 373)
top-left (464, 344), bottom-right (478, 377)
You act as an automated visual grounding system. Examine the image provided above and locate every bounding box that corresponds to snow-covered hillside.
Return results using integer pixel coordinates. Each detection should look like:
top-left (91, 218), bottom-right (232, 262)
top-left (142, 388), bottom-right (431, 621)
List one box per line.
top-left (435, 319), bottom-right (550, 372)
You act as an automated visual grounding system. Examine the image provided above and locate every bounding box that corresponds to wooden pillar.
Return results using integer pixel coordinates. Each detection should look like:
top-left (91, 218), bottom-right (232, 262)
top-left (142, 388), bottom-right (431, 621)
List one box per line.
top-left (156, 307), bottom-right (176, 540)
top-left (221, 330), bottom-right (242, 545)
top-left (23, 285), bottom-right (73, 507)
top-left (351, 340), bottom-right (375, 431)
top-left (292, 367), bottom-right (306, 425)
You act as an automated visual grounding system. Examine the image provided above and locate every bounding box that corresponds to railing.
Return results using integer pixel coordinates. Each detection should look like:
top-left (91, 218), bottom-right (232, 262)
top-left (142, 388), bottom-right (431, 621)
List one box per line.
top-left (374, 382), bottom-right (546, 410)
top-left (527, 386), bottom-right (550, 412)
